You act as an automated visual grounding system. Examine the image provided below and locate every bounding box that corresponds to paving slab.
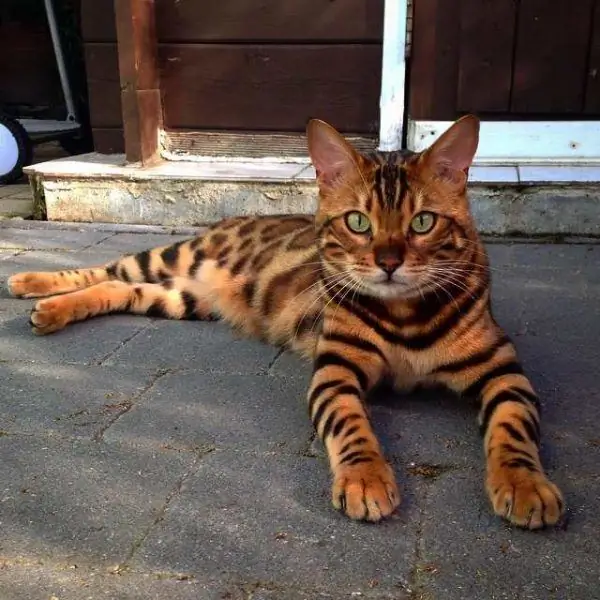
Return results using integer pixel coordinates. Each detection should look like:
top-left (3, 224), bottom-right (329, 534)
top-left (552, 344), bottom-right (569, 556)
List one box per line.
top-left (103, 320), bottom-right (281, 374)
top-left (92, 232), bottom-right (194, 254)
top-left (0, 229), bottom-right (598, 599)
top-left (104, 371), bottom-right (313, 454)
top-left (0, 436), bottom-right (196, 568)
top-left (0, 197), bottom-right (34, 219)
top-left (268, 349), bottom-right (311, 379)
top-left (0, 227), bottom-right (112, 251)
top-left (510, 241), bottom-right (599, 270)
top-left (0, 311), bottom-right (150, 364)
top-left (416, 470), bottom-right (597, 600)
top-left (130, 449), bottom-right (417, 597)
top-left (0, 565), bottom-right (243, 600)
top-left (0, 184), bottom-right (32, 199)
top-left (0, 363), bottom-right (156, 439)
top-left (0, 563), bottom-right (401, 600)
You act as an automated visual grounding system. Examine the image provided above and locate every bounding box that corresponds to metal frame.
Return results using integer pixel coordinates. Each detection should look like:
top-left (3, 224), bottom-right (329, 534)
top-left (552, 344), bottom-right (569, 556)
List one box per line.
top-left (379, 0), bottom-right (600, 165)
top-left (15, 0), bottom-right (81, 142)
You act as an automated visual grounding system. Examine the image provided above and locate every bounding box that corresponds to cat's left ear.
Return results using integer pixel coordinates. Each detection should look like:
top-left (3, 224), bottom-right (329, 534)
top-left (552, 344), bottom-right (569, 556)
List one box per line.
top-left (422, 115), bottom-right (480, 182)
top-left (306, 119), bottom-right (362, 188)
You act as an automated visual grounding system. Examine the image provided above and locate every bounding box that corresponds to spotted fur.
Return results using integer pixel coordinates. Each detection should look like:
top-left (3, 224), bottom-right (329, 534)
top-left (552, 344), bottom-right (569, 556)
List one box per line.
top-left (7, 115), bottom-right (563, 528)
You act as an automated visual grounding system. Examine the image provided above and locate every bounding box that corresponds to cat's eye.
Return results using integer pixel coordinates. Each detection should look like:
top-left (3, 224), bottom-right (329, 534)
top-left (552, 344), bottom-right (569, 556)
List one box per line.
top-left (345, 211), bottom-right (371, 234)
top-left (410, 212), bottom-right (436, 234)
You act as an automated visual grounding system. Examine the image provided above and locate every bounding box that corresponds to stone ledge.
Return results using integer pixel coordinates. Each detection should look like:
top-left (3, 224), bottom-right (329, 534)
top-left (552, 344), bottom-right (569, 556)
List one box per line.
top-left (23, 154), bottom-right (600, 236)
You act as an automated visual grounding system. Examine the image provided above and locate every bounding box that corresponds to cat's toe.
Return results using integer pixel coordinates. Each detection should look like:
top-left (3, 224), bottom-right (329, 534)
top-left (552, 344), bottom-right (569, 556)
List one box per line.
top-left (332, 458), bottom-right (400, 522)
top-left (487, 469), bottom-right (564, 529)
top-left (30, 298), bottom-right (71, 334)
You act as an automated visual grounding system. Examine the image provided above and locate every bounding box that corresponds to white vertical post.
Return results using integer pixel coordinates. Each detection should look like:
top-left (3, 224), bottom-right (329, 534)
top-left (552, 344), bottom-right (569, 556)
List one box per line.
top-left (378, 0), bottom-right (408, 151)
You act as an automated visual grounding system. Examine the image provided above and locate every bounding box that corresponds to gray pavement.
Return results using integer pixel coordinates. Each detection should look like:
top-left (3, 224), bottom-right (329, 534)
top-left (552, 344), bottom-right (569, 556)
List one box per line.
top-left (0, 223), bottom-right (599, 600)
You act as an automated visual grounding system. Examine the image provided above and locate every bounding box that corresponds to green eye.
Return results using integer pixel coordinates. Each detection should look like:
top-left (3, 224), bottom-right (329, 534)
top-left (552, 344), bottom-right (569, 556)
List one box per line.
top-left (410, 212), bottom-right (436, 234)
top-left (345, 211), bottom-right (371, 234)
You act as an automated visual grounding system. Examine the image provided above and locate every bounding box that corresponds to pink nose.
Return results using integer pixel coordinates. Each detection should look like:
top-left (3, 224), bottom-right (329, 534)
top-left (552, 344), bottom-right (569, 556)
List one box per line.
top-left (376, 256), bottom-right (402, 274)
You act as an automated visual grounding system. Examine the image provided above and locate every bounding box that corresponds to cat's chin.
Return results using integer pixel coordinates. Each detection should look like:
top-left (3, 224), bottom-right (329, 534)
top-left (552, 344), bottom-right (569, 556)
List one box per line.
top-left (363, 281), bottom-right (418, 301)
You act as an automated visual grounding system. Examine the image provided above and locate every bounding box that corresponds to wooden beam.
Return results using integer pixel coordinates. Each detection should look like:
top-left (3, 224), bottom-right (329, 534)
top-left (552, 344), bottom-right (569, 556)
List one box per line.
top-left (114, 0), bottom-right (161, 164)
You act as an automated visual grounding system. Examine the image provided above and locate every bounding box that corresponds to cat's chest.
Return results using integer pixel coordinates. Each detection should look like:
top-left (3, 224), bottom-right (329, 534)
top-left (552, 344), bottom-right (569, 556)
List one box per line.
top-left (386, 343), bottom-right (444, 389)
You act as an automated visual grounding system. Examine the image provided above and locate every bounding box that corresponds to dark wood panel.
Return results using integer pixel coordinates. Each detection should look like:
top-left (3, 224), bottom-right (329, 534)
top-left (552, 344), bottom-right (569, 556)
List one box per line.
top-left (511, 0), bottom-right (595, 113)
top-left (82, 0), bottom-right (383, 43)
top-left (409, 0), bottom-right (461, 120)
top-left (0, 23), bottom-right (62, 108)
top-left (457, 0), bottom-right (516, 113)
top-left (81, 0), bottom-right (116, 42)
top-left (163, 130), bottom-right (377, 158)
top-left (92, 128), bottom-right (125, 153)
top-left (585, 0), bottom-right (600, 113)
top-left (159, 44), bottom-right (382, 132)
top-left (84, 44), bottom-right (122, 128)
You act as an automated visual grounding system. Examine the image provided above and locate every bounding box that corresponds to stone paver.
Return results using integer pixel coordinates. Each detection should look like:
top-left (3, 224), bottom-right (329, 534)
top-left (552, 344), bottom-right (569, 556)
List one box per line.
top-left (0, 197), bottom-right (34, 219)
top-left (92, 232), bottom-right (194, 253)
top-left (104, 371), bottom-right (312, 454)
top-left (103, 320), bottom-right (280, 373)
top-left (0, 223), bottom-right (598, 599)
top-left (0, 183), bottom-right (32, 200)
top-left (0, 436), bottom-right (194, 567)
top-left (0, 228), bottom-right (112, 251)
top-left (131, 450), bottom-right (417, 597)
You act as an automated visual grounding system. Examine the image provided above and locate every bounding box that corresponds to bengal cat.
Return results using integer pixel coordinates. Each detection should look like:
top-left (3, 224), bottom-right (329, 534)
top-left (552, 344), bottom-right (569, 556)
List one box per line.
top-left (7, 115), bottom-right (563, 529)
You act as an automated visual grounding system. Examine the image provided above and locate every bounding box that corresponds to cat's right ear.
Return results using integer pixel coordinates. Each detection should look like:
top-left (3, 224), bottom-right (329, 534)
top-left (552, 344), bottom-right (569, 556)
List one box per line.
top-left (306, 119), bottom-right (361, 188)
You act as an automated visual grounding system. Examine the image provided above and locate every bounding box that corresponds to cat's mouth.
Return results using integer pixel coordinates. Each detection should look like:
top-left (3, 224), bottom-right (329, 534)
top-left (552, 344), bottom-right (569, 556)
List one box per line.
top-left (360, 271), bottom-right (422, 300)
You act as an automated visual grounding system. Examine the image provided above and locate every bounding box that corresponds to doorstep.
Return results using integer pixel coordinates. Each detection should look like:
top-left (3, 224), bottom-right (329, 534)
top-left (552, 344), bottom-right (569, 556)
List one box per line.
top-left (23, 154), bottom-right (600, 236)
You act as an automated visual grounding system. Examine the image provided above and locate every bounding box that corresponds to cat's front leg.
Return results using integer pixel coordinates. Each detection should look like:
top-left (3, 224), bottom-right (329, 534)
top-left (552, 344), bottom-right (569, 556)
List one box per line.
top-left (461, 353), bottom-right (564, 529)
top-left (308, 332), bottom-right (399, 521)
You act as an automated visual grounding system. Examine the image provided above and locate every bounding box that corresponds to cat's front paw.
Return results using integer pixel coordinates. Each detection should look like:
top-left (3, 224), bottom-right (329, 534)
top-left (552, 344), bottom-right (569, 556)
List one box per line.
top-left (487, 468), bottom-right (564, 529)
top-left (332, 458), bottom-right (400, 522)
top-left (29, 297), bottom-right (72, 335)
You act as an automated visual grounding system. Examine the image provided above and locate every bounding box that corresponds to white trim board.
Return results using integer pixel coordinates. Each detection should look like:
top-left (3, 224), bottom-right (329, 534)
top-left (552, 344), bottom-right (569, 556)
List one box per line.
top-left (378, 0), bottom-right (408, 151)
top-left (408, 120), bottom-right (600, 164)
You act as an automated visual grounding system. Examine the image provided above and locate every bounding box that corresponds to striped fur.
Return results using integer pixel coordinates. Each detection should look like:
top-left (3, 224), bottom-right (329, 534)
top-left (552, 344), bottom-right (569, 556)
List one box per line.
top-left (7, 116), bottom-right (563, 528)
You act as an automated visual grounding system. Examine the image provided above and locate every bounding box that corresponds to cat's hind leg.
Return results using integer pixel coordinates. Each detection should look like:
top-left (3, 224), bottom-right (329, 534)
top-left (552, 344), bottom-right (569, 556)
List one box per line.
top-left (8, 266), bottom-right (114, 298)
top-left (29, 277), bottom-right (216, 335)
top-left (7, 238), bottom-right (202, 299)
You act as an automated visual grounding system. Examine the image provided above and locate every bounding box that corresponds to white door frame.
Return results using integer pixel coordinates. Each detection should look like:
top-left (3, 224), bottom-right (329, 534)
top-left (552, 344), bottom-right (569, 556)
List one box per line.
top-left (378, 0), bottom-right (600, 164)
top-left (377, 0), bottom-right (407, 151)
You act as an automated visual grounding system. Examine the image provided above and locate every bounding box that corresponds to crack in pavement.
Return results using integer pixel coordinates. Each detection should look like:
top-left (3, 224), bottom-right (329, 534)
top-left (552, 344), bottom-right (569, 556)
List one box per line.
top-left (95, 323), bottom-right (153, 366)
top-left (114, 445), bottom-right (215, 571)
top-left (80, 231), bottom-right (118, 251)
top-left (92, 367), bottom-right (171, 442)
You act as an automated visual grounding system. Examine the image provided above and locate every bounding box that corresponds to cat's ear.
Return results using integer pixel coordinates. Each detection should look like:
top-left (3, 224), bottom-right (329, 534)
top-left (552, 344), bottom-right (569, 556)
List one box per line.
top-left (422, 114), bottom-right (480, 181)
top-left (306, 119), bottom-right (361, 187)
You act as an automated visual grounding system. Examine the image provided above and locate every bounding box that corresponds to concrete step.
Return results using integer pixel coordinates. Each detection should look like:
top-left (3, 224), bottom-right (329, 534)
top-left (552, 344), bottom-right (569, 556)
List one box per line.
top-left (24, 153), bottom-right (600, 236)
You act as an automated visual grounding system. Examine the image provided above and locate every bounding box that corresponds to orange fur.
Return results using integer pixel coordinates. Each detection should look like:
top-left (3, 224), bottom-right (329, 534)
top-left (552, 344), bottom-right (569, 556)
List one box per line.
top-left (7, 116), bottom-right (563, 528)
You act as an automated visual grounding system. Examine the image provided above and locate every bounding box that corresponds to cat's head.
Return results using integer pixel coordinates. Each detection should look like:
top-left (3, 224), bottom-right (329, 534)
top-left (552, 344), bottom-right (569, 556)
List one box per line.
top-left (306, 115), bottom-right (483, 300)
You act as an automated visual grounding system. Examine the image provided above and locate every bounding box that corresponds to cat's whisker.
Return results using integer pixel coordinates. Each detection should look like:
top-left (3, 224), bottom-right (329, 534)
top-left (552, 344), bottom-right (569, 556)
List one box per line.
top-left (432, 273), bottom-right (479, 303)
top-left (330, 276), bottom-right (362, 330)
top-left (424, 277), bottom-right (462, 313)
top-left (292, 271), bottom-right (356, 341)
top-left (312, 274), bottom-right (359, 337)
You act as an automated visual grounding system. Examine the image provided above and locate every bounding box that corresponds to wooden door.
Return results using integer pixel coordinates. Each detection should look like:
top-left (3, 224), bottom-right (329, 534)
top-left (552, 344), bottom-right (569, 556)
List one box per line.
top-left (409, 0), bottom-right (600, 121)
top-left (81, 0), bottom-right (385, 155)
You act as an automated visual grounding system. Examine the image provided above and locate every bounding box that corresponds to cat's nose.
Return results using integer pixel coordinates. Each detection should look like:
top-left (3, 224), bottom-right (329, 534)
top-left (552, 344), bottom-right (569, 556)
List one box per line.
top-left (376, 256), bottom-right (402, 275)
